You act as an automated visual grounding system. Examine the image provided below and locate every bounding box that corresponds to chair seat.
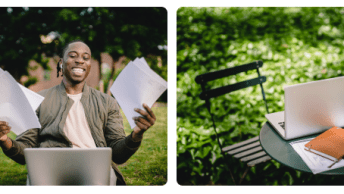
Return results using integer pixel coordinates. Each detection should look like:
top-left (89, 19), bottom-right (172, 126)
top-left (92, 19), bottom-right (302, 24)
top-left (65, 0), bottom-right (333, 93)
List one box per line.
top-left (222, 136), bottom-right (271, 167)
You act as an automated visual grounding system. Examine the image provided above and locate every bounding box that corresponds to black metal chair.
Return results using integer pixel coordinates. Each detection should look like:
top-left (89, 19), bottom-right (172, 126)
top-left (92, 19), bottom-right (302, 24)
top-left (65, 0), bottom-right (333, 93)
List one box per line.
top-left (195, 60), bottom-right (271, 184)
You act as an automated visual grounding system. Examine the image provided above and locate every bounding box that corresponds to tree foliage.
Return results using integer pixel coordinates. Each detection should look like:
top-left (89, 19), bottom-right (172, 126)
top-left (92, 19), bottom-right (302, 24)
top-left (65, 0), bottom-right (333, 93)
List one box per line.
top-left (177, 7), bottom-right (344, 185)
top-left (0, 7), bottom-right (167, 88)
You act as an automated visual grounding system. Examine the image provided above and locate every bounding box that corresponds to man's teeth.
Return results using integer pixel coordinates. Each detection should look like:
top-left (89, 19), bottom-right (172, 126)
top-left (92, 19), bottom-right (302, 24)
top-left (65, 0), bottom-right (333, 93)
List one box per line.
top-left (72, 68), bottom-right (84, 73)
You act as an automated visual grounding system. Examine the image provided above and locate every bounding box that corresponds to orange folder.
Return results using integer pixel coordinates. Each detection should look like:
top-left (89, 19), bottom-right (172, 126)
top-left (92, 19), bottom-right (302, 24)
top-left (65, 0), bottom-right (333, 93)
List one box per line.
top-left (304, 126), bottom-right (344, 168)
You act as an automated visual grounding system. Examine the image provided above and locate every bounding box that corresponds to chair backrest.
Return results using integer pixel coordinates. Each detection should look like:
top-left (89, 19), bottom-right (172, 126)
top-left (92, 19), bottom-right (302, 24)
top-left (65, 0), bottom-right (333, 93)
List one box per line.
top-left (195, 60), bottom-right (269, 114)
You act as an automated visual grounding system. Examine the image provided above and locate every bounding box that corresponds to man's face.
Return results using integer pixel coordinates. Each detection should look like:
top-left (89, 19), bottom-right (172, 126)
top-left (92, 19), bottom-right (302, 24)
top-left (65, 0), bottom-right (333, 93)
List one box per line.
top-left (62, 42), bottom-right (92, 84)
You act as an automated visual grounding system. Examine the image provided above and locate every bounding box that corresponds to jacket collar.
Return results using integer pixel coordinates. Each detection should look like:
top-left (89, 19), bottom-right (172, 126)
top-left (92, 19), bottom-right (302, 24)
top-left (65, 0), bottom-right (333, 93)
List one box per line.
top-left (58, 81), bottom-right (90, 99)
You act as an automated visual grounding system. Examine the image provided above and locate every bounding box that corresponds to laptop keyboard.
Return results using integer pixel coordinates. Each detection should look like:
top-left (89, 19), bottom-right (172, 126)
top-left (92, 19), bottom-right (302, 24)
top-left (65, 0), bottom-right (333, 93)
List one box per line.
top-left (278, 122), bottom-right (285, 129)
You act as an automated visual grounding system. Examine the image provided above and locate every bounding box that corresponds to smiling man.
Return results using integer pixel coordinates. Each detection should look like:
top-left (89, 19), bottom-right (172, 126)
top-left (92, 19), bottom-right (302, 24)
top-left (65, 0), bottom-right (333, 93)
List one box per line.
top-left (0, 40), bottom-right (156, 185)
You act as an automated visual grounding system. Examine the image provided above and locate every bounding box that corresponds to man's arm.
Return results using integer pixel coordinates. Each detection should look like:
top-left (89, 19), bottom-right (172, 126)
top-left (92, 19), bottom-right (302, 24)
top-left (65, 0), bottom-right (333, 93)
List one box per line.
top-left (0, 121), bottom-right (40, 164)
top-left (131, 103), bottom-right (156, 142)
top-left (104, 98), bottom-right (142, 164)
top-left (0, 121), bottom-right (13, 150)
top-left (0, 135), bottom-right (13, 151)
top-left (104, 97), bottom-right (157, 164)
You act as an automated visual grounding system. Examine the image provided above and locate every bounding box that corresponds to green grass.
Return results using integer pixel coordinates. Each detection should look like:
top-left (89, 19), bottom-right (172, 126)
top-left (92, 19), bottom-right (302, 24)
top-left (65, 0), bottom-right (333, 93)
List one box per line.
top-left (0, 132), bottom-right (27, 185)
top-left (119, 107), bottom-right (167, 185)
top-left (0, 106), bottom-right (167, 185)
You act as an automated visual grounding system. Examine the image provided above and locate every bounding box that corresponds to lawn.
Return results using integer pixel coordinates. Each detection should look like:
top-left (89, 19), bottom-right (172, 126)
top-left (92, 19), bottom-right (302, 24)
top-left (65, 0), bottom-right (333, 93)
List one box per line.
top-left (0, 106), bottom-right (167, 185)
top-left (119, 106), bottom-right (167, 185)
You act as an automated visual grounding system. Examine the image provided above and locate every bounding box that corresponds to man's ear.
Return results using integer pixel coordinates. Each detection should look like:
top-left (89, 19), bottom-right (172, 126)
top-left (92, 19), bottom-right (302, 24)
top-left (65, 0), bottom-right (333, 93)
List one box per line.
top-left (57, 58), bottom-right (63, 77)
top-left (59, 59), bottom-right (63, 69)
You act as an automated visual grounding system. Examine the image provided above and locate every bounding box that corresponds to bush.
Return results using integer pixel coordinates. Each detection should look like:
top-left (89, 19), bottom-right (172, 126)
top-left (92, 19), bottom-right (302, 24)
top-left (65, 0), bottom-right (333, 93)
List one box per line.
top-left (177, 7), bottom-right (344, 185)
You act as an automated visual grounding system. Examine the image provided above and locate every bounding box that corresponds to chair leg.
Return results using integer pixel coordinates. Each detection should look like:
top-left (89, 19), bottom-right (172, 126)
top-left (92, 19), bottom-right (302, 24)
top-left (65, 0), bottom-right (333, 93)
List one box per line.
top-left (206, 101), bottom-right (236, 185)
top-left (222, 152), bottom-right (236, 185)
top-left (239, 166), bottom-right (250, 185)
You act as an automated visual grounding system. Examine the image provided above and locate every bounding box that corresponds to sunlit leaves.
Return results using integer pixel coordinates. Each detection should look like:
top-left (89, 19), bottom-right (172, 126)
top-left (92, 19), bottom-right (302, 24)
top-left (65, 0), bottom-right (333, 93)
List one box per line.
top-left (177, 7), bottom-right (344, 185)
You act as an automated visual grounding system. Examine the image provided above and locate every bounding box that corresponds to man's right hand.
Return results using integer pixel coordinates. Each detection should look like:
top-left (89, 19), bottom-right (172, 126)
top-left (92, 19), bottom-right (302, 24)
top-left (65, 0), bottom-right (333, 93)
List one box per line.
top-left (0, 121), bottom-right (11, 142)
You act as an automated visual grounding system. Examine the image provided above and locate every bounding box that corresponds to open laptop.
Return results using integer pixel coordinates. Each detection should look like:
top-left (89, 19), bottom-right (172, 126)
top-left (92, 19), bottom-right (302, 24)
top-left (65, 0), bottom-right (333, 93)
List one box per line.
top-left (265, 76), bottom-right (344, 140)
top-left (24, 147), bottom-right (112, 185)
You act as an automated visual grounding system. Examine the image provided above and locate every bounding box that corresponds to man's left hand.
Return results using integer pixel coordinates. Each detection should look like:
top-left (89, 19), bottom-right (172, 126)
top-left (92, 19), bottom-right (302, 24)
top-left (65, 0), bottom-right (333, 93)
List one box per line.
top-left (132, 103), bottom-right (156, 142)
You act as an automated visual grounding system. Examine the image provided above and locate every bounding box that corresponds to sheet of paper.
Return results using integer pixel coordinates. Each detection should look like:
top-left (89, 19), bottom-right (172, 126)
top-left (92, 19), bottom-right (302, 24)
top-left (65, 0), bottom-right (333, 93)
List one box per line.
top-left (133, 58), bottom-right (168, 89)
top-left (290, 138), bottom-right (344, 174)
top-left (134, 58), bottom-right (150, 70)
top-left (18, 84), bottom-right (44, 112)
top-left (110, 59), bottom-right (167, 129)
top-left (0, 68), bottom-right (44, 112)
top-left (0, 71), bottom-right (42, 134)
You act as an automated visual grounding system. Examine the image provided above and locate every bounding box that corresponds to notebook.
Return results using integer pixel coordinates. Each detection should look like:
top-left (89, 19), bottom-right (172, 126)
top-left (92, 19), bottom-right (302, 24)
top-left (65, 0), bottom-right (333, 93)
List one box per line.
top-left (265, 76), bottom-right (344, 140)
top-left (24, 147), bottom-right (112, 185)
top-left (305, 126), bottom-right (344, 168)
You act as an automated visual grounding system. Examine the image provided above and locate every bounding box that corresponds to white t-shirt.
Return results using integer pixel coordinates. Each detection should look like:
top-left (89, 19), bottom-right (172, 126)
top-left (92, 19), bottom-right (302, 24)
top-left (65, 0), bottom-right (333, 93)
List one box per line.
top-left (63, 93), bottom-right (116, 185)
top-left (64, 93), bottom-right (96, 149)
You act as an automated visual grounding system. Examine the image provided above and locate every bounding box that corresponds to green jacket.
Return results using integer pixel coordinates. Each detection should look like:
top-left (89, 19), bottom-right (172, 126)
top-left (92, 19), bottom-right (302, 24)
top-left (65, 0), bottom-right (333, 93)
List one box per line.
top-left (3, 82), bottom-right (141, 185)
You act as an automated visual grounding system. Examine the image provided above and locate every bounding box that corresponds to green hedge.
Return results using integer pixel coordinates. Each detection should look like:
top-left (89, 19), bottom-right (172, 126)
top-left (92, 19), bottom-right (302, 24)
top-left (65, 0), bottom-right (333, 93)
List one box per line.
top-left (177, 7), bottom-right (344, 185)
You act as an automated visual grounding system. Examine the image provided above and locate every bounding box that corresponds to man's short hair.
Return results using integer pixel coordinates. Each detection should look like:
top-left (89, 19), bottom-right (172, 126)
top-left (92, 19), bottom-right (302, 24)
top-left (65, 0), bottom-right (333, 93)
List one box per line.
top-left (60, 39), bottom-right (88, 58)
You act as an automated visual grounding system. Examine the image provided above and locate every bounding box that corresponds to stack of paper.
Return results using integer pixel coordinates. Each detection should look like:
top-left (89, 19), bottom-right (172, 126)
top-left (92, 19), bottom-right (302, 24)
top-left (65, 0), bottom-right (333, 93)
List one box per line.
top-left (110, 57), bottom-right (167, 129)
top-left (0, 68), bottom-right (44, 135)
top-left (290, 138), bottom-right (344, 174)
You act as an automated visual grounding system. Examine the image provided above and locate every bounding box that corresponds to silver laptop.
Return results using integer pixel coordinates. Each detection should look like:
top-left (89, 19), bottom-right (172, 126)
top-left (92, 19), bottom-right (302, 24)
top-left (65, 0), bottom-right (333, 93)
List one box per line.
top-left (24, 147), bottom-right (112, 185)
top-left (265, 76), bottom-right (344, 140)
